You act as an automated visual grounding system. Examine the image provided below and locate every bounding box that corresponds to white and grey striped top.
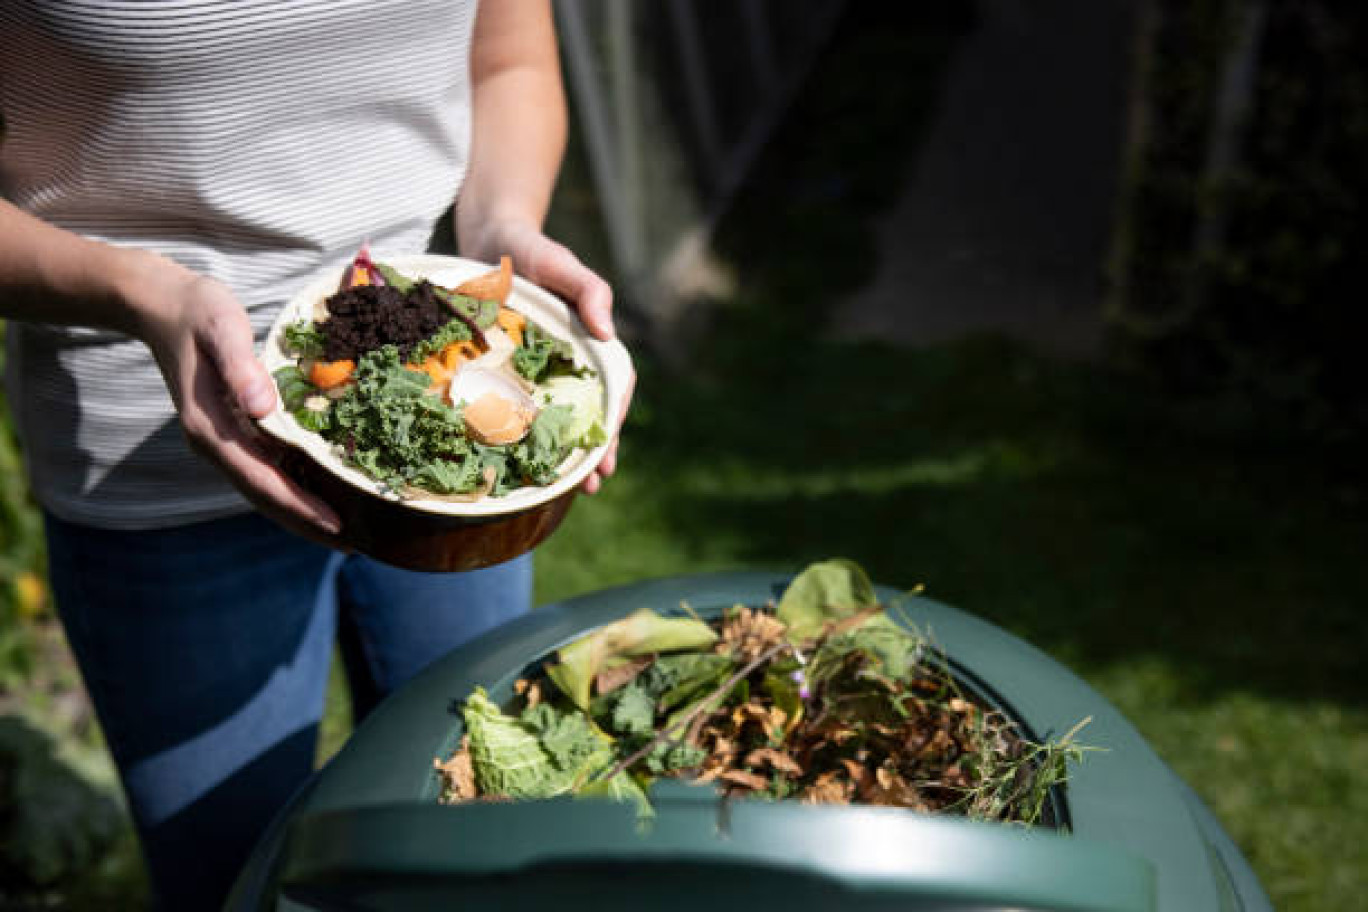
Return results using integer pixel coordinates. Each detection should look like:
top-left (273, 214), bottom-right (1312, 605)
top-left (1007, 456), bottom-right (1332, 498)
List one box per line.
top-left (1, 0), bottom-right (478, 529)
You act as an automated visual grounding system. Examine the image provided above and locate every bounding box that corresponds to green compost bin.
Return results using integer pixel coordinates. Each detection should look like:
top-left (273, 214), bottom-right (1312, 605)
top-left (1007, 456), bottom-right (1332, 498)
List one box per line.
top-left (229, 573), bottom-right (1273, 912)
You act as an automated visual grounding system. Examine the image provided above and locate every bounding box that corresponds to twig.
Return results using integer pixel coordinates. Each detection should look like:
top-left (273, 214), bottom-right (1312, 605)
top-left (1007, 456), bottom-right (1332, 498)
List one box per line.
top-left (595, 639), bottom-right (792, 783)
top-left (683, 701), bottom-right (714, 747)
top-left (594, 604), bottom-right (886, 784)
top-left (809, 602), bottom-right (885, 642)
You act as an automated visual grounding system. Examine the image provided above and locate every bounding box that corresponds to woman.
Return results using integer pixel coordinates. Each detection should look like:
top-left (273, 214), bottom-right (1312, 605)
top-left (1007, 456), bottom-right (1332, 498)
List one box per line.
top-left (0, 1), bottom-right (628, 907)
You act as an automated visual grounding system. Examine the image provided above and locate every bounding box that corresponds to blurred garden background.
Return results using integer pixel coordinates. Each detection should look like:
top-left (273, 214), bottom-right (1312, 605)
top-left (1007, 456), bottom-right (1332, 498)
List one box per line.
top-left (3, 1), bottom-right (1366, 909)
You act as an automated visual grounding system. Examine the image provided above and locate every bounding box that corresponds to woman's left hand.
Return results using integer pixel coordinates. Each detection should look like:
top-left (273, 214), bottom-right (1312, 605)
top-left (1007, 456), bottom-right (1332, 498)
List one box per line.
top-left (463, 219), bottom-right (634, 494)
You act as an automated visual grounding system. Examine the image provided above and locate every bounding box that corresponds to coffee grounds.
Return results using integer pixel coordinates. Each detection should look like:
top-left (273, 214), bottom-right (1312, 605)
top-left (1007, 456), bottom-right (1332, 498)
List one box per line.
top-left (321, 281), bottom-right (451, 362)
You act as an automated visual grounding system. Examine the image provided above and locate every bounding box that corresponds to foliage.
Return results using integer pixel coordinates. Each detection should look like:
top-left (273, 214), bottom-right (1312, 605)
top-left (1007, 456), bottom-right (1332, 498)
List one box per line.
top-left (281, 320), bottom-right (325, 359)
top-left (1112, 0), bottom-right (1368, 429)
top-left (543, 608), bottom-right (717, 711)
top-left (407, 318), bottom-right (473, 364)
top-left (512, 323), bottom-right (579, 384)
top-left (0, 718), bottom-right (124, 887)
top-left (443, 562), bottom-right (1087, 826)
top-left (0, 323), bottom-right (46, 689)
top-left (461, 687), bottom-right (606, 800)
top-left (774, 557), bottom-right (877, 641)
top-left (329, 346), bottom-right (475, 493)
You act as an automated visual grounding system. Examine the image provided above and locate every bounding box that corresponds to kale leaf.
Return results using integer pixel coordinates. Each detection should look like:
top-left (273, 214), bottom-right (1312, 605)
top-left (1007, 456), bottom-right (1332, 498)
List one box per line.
top-left (329, 346), bottom-right (479, 493)
top-left (508, 404), bottom-right (575, 485)
top-left (408, 318), bottom-right (473, 364)
top-left (610, 683), bottom-right (656, 737)
top-left (513, 323), bottom-right (579, 383)
top-left (283, 321), bottom-right (326, 358)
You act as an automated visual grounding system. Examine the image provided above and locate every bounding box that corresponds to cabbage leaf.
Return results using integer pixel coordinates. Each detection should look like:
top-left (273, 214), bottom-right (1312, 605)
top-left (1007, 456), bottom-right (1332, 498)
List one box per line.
top-left (463, 688), bottom-right (608, 800)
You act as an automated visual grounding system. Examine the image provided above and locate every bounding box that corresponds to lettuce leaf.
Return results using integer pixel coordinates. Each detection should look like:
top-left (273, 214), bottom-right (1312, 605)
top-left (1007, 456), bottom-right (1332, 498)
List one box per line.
top-left (776, 558), bottom-right (878, 642)
top-left (445, 293), bottom-right (500, 330)
top-left (545, 609), bottom-right (719, 710)
top-left (410, 458), bottom-right (482, 495)
top-left (519, 702), bottom-right (604, 773)
top-left (575, 770), bottom-right (654, 819)
top-left (609, 683), bottom-right (656, 736)
top-left (779, 560), bottom-right (922, 681)
top-left (373, 262), bottom-right (416, 294)
top-left (274, 366), bottom-right (314, 411)
top-left (539, 375), bottom-right (605, 448)
top-left (653, 654), bottom-right (733, 712)
top-left (292, 401), bottom-right (333, 433)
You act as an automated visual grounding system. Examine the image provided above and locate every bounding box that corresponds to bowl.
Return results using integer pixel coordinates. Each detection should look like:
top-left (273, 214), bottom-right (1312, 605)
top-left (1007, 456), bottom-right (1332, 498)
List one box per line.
top-left (257, 254), bottom-right (632, 571)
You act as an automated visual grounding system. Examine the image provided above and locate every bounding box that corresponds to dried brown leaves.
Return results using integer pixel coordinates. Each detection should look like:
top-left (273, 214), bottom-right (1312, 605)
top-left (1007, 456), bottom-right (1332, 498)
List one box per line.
top-left (677, 632), bottom-right (1026, 814)
top-left (595, 656), bottom-right (653, 696)
top-left (435, 736), bottom-right (478, 802)
top-left (717, 604), bottom-right (788, 663)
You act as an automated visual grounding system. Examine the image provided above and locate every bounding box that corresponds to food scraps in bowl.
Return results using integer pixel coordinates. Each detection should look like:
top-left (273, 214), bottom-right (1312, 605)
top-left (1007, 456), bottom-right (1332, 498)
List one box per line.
top-left (435, 560), bottom-right (1094, 824)
top-left (271, 247), bottom-right (608, 503)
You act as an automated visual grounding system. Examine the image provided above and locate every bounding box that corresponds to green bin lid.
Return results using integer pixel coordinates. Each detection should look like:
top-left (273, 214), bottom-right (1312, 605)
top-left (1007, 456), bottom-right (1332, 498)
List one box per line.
top-left (279, 792), bottom-right (1155, 912)
top-left (229, 573), bottom-right (1270, 911)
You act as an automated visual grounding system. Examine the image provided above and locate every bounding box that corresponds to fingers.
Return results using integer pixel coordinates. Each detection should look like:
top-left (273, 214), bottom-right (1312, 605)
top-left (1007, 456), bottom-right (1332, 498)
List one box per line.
top-left (194, 286), bottom-right (277, 418)
top-left (521, 237), bottom-right (616, 341)
top-left (598, 435), bottom-right (620, 478)
top-left (576, 332), bottom-right (635, 494)
top-left (578, 421), bottom-right (623, 496)
top-left (479, 224), bottom-right (629, 494)
top-left (181, 352), bottom-right (343, 542)
top-left (568, 267), bottom-right (615, 341)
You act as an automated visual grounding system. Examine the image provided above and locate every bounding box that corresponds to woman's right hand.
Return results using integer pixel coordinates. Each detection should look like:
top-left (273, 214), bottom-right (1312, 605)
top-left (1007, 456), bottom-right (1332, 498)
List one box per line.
top-left (127, 254), bottom-right (345, 546)
top-left (0, 202), bottom-right (340, 544)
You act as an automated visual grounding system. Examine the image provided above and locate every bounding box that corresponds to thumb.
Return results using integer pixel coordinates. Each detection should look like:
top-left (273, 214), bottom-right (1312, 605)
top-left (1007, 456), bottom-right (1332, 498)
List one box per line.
top-left (524, 241), bottom-right (616, 341)
top-left (197, 298), bottom-right (278, 418)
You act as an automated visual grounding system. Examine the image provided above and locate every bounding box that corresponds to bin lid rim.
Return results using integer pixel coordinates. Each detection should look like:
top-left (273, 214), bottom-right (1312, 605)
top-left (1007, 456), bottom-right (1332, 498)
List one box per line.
top-left (280, 801), bottom-right (1156, 912)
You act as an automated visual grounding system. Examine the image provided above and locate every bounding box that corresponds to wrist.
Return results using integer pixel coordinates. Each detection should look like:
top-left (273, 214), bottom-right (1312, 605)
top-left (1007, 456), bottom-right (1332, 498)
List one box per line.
top-left (456, 203), bottom-right (541, 262)
top-left (104, 246), bottom-right (193, 341)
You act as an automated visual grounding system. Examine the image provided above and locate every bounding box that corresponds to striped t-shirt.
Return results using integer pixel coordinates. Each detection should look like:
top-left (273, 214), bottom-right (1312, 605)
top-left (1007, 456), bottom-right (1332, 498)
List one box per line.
top-left (1, 0), bottom-right (478, 529)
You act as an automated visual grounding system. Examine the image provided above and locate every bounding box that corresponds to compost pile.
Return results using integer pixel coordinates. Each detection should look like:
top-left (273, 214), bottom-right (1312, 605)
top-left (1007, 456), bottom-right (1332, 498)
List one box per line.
top-left (437, 561), bottom-right (1087, 825)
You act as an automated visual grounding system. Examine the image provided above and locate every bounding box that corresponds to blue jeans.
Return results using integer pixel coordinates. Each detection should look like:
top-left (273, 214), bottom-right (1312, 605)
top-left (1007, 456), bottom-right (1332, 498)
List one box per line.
top-left (43, 510), bottom-right (532, 911)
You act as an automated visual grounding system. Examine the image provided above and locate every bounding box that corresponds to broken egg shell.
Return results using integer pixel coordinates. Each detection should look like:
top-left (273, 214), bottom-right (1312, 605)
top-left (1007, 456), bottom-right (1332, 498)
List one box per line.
top-left (467, 326), bottom-right (518, 373)
top-left (448, 365), bottom-right (538, 446)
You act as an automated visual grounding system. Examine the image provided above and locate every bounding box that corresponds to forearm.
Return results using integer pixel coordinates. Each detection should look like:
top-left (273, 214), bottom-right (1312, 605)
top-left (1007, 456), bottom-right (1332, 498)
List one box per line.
top-left (0, 199), bottom-right (182, 338)
top-left (456, 0), bottom-right (567, 256)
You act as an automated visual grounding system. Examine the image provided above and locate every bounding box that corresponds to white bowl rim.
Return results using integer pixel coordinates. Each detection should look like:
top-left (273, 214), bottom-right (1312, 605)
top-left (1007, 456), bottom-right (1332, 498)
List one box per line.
top-left (258, 253), bottom-right (632, 518)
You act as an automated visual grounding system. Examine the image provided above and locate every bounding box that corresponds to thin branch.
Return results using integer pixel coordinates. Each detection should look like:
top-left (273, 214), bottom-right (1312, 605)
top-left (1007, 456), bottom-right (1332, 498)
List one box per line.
top-left (594, 603), bottom-right (886, 784)
top-left (595, 639), bottom-right (792, 783)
